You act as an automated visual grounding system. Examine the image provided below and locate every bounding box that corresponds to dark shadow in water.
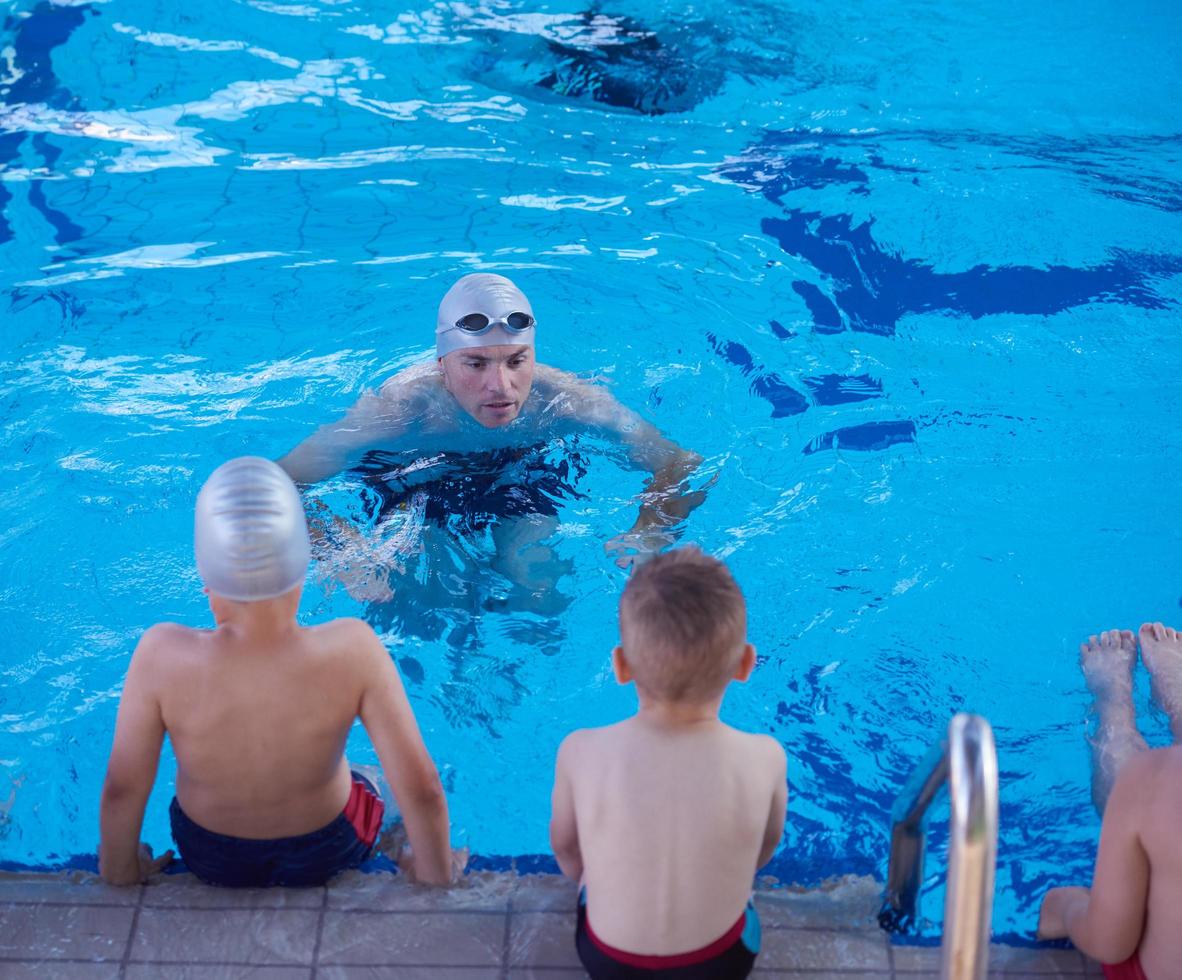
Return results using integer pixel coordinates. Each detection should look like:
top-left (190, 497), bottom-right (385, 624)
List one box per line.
top-left (719, 133), bottom-right (1182, 337)
top-left (0, 1), bottom-right (93, 248)
top-left (762, 209), bottom-right (1182, 338)
top-left (706, 131), bottom-right (1182, 447)
top-left (463, 6), bottom-right (803, 116)
top-left (534, 11), bottom-right (725, 116)
top-left (328, 444), bottom-right (589, 736)
top-left (803, 420), bottom-right (917, 456)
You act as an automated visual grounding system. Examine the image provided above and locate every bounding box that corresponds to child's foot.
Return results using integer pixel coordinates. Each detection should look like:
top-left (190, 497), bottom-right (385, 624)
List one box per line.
top-left (1139, 622), bottom-right (1182, 739)
top-left (1080, 629), bottom-right (1146, 814)
top-left (1080, 629), bottom-right (1138, 727)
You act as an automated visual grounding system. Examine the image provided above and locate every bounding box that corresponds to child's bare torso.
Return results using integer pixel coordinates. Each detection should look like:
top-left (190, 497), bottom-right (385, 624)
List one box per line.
top-left (145, 618), bottom-right (371, 839)
top-left (565, 717), bottom-right (784, 954)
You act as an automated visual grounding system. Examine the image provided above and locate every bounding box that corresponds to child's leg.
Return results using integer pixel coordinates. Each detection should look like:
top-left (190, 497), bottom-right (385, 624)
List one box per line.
top-left (1080, 630), bottom-right (1147, 815)
top-left (1138, 621), bottom-right (1182, 742)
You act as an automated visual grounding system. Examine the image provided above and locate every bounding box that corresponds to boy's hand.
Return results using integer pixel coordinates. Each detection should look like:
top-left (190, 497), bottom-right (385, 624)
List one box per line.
top-left (102, 843), bottom-right (174, 886)
top-left (1037, 886), bottom-right (1090, 939)
top-left (136, 842), bottom-right (174, 880)
top-left (397, 845), bottom-right (468, 886)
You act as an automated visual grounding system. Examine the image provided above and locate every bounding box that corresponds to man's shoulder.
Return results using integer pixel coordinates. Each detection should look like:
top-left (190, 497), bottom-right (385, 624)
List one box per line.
top-left (532, 363), bottom-right (612, 398)
top-left (379, 362), bottom-right (444, 405)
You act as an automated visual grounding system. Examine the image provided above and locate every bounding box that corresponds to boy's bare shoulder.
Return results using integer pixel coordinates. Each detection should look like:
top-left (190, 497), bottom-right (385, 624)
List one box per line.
top-left (556, 720), bottom-right (628, 759)
top-left (137, 621), bottom-right (206, 656)
top-left (302, 617), bottom-right (382, 654)
top-left (722, 725), bottom-right (788, 768)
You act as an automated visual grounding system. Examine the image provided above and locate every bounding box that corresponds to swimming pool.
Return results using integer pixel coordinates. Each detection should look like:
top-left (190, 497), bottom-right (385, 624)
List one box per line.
top-left (2, 0), bottom-right (1180, 940)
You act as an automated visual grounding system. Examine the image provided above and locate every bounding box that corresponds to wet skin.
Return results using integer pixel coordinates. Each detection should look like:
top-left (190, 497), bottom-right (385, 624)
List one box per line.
top-left (438, 344), bottom-right (535, 428)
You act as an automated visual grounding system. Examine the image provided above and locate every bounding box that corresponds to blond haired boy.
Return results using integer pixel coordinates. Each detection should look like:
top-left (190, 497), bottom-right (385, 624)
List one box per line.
top-left (550, 547), bottom-right (787, 978)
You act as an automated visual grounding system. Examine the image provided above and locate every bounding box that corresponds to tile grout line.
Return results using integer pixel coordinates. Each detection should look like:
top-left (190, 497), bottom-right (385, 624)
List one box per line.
top-left (500, 884), bottom-right (514, 980)
top-left (117, 883), bottom-right (145, 980)
top-left (309, 885), bottom-right (328, 979)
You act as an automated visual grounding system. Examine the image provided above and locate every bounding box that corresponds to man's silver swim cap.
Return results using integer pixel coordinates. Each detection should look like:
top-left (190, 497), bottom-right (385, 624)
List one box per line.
top-left (435, 273), bottom-right (536, 358)
top-left (194, 456), bottom-right (310, 602)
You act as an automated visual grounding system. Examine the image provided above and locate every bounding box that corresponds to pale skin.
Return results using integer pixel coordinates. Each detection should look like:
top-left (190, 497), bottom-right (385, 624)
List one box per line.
top-left (1037, 623), bottom-right (1182, 978)
top-left (549, 638), bottom-right (788, 954)
top-left (98, 586), bottom-right (454, 886)
top-left (277, 345), bottom-right (705, 577)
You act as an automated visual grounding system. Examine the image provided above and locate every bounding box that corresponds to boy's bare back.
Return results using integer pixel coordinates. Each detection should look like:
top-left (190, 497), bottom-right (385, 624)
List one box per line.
top-left (555, 716), bottom-right (786, 954)
top-left (127, 614), bottom-right (422, 839)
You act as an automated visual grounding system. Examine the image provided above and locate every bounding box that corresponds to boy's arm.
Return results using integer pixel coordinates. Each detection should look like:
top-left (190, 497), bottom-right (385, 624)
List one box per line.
top-left (757, 743), bottom-right (789, 869)
top-left (355, 622), bottom-right (452, 886)
top-left (277, 388), bottom-right (407, 486)
top-left (99, 628), bottom-right (173, 885)
top-left (1037, 754), bottom-right (1152, 962)
top-left (549, 735), bottom-right (583, 880)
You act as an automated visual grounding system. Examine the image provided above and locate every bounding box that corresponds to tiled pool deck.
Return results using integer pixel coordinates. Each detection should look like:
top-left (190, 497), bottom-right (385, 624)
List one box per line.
top-left (0, 871), bottom-right (1101, 979)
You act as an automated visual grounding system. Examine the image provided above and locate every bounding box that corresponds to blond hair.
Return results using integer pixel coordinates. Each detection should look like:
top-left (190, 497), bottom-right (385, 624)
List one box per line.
top-left (618, 546), bottom-right (747, 702)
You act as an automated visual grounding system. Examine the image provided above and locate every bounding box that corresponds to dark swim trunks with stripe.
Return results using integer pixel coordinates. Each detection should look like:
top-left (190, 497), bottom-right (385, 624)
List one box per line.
top-left (351, 445), bottom-right (587, 531)
top-left (169, 772), bottom-right (384, 888)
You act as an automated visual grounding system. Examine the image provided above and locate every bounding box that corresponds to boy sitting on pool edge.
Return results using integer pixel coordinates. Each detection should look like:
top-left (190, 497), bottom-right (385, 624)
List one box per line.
top-left (549, 546), bottom-right (788, 978)
top-left (1037, 624), bottom-right (1182, 979)
top-left (98, 456), bottom-right (456, 887)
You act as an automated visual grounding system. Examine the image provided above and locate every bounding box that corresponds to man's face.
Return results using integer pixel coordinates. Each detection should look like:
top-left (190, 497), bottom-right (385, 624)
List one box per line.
top-left (439, 344), bottom-right (536, 427)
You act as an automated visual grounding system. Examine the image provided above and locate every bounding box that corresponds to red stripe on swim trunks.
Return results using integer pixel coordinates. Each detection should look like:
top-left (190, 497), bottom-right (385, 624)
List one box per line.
top-left (585, 909), bottom-right (746, 969)
top-left (1102, 954), bottom-right (1148, 980)
top-left (343, 777), bottom-right (384, 846)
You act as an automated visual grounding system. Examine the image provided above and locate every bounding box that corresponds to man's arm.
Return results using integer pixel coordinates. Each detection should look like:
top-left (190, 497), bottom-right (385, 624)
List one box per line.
top-left (277, 387), bottom-right (408, 486)
top-left (354, 621), bottom-right (452, 886)
top-left (99, 627), bottom-right (173, 885)
top-left (549, 734), bottom-right (583, 880)
top-left (757, 743), bottom-right (789, 868)
top-left (1037, 753), bottom-right (1152, 962)
top-left (559, 376), bottom-right (705, 566)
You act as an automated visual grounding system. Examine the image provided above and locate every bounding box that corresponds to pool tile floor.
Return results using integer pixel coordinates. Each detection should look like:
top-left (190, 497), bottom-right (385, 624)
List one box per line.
top-left (0, 871), bottom-right (1103, 978)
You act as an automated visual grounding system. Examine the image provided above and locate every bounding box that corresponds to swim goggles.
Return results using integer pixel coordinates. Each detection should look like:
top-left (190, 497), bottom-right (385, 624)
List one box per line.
top-left (453, 311), bottom-right (536, 334)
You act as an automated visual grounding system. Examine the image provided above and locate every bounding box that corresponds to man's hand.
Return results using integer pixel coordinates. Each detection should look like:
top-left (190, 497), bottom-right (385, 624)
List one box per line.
top-left (308, 495), bottom-right (426, 604)
top-left (1037, 886), bottom-right (1090, 939)
top-left (604, 527), bottom-right (677, 570)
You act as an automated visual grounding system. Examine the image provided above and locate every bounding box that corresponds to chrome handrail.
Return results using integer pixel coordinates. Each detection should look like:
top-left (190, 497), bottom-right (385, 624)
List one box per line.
top-left (879, 713), bottom-right (999, 980)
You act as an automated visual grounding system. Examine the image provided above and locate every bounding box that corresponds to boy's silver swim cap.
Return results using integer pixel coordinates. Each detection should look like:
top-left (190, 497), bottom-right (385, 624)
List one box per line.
top-left (435, 273), bottom-right (536, 358)
top-left (194, 456), bottom-right (310, 602)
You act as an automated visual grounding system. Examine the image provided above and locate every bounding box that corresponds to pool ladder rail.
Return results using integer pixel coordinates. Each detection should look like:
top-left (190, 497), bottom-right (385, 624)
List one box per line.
top-left (879, 713), bottom-right (999, 980)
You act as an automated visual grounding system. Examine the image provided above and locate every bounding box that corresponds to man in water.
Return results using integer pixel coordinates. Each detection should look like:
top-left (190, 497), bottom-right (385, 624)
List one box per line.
top-left (278, 272), bottom-right (706, 597)
top-left (1037, 624), bottom-right (1182, 979)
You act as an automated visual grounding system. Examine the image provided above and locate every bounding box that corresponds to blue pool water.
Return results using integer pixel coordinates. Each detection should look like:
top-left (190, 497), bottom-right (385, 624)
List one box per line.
top-left (2, 0), bottom-right (1180, 940)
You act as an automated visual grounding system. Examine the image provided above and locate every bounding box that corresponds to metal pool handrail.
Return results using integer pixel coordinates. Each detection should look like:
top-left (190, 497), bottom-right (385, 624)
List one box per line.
top-left (879, 713), bottom-right (999, 980)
